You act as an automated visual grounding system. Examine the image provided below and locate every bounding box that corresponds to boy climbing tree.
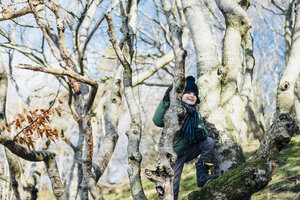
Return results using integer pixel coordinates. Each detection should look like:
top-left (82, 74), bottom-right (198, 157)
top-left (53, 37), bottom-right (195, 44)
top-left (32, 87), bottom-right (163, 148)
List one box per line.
top-left (152, 76), bottom-right (218, 200)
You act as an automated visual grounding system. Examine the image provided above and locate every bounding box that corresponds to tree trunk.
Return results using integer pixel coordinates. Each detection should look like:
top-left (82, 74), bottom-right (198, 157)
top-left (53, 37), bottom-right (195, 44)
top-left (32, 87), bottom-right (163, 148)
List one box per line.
top-left (181, 0), bottom-right (221, 115)
top-left (145, 0), bottom-right (187, 199)
top-left (189, 1), bottom-right (300, 199)
top-left (277, 1), bottom-right (300, 114)
top-left (182, 0), bottom-right (251, 174)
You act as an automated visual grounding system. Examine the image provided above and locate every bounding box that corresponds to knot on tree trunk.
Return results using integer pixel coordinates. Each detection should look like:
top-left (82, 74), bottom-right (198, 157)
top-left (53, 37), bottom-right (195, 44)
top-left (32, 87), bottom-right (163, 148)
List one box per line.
top-left (226, 13), bottom-right (251, 35)
top-left (156, 186), bottom-right (165, 197)
top-left (280, 81), bottom-right (290, 91)
top-left (217, 65), bottom-right (228, 84)
top-left (145, 163), bottom-right (174, 182)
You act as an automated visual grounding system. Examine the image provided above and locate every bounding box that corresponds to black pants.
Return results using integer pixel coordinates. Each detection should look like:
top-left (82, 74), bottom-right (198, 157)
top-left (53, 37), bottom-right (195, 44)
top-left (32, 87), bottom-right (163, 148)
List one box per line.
top-left (173, 137), bottom-right (215, 200)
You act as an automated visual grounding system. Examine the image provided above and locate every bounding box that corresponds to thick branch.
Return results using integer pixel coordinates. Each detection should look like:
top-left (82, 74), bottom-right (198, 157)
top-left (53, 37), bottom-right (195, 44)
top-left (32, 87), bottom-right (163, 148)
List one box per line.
top-left (0, 133), bottom-right (55, 162)
top-left (82, 119), bottom-right (103, 200)
top-left (0, 3), bottom-right (44, 21)
top-left (50, 3), bottom-right (81, 94)
top-left (189, 113), bottom-right (298, 200)
top-left (44, 157), bottom-right (66, 200)
top-left (240, 31), bottom-right (255, 105)
top-left (181, 0), bottom-right (221, 115)
top-left (284, 0), bottom-right (294, 61)
top-left (1, 55), bottom-right (34, 199)
top-left (132, 51), bottom-right (174, 86)
top-left (77, 0), bottom-right (104, 54)
top-left (106, 1), bottom-right (146, 199)
top-left (216, 0), bottom-right (251, 105)
top-left (254, 113), bottom-right (299, 161)
top-left (16, 64), bottom-right (98, 88)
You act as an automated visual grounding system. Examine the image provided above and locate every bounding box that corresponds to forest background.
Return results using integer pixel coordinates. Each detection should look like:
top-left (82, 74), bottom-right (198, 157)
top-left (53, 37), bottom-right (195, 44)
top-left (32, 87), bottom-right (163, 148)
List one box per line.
top-left (0, 0), bottom-right (299, 199)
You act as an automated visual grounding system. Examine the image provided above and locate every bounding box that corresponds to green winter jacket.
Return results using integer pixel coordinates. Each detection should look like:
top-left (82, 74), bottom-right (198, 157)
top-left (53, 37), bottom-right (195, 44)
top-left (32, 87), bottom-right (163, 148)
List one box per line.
top-left (152, 100), bottom-right (208, 157)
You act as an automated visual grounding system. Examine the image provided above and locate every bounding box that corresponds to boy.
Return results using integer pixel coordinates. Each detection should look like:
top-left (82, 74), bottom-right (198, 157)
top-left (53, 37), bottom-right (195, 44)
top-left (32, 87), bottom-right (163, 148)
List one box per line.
top-left (152, 76), bottom-right (218, 200)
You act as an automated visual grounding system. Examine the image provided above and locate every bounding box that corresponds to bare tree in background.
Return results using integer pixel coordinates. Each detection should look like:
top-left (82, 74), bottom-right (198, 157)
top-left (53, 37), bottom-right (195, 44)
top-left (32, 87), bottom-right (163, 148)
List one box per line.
top-left (0, 0), bottom-right (180, 199)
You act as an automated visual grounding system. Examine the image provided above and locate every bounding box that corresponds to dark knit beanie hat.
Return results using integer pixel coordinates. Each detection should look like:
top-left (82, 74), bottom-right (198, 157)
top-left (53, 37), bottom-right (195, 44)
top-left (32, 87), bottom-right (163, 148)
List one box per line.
top-left (184, 76), bottom-right (200, 104)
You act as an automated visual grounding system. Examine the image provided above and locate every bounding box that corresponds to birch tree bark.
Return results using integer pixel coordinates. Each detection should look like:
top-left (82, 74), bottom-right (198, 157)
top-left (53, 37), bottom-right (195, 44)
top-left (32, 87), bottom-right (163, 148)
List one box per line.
top-left (181, 0), bottom-right (221, 115)
top-left (277, 1), bottom-right (300, 114)
top-left (182, 0), bottom-right (251, 174)
top-left (82, 119), bottom-right (103, 200)
top-left (0, 60), bottom-right (24, 200)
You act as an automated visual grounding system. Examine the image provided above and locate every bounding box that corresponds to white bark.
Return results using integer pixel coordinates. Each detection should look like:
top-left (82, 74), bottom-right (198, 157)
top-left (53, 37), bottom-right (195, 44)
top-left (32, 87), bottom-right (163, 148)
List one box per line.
top-left (207, 0), bottom-right (251, 173)
top-left (181, 0), bottom-right (221, 115)
top-left (220, 27), bottom-right (242, 105)
top-left (0, 54), bottom-right (37, 200)
top-left (0, 2), bottom-right (44, 21)
top-left (44, 157), bottom-right (67, 200)
top-left (5, 150), bottom-right (33, 200)
top-left (284, 0), bottom-right (294, 61)
top-left (181, 0), bottom-right (219, 72)
top-left (295, 78), bottom-right (300, 126)
top-left (78, 0), bottom-right (104, 53)
top-left (182, 0), bottom-right (252, 174)
top-left (277, 2), bottom-right (300, 114)
top-left (240, 32), bottom-right (254, 104)
top-left (216, 0), bottom-right (250, 106)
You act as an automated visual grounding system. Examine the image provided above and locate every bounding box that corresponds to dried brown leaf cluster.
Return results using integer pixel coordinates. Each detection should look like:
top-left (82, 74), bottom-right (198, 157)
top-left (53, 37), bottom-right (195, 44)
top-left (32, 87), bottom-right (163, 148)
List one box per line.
top-left (0, 100), bottom-right (64, 150)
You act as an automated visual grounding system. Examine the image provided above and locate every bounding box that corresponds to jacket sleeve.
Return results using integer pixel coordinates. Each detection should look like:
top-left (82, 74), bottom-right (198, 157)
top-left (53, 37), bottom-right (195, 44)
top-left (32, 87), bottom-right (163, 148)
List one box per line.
top-left (152, 100), bottom-right (170, 127)
top-left (197, 112), bottom-right (208, 135)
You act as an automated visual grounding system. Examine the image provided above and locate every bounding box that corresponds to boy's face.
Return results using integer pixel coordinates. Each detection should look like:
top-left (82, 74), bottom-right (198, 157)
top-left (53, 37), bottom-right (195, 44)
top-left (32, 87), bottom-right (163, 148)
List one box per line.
top-left (182, 92), bottom-right (197, 106)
